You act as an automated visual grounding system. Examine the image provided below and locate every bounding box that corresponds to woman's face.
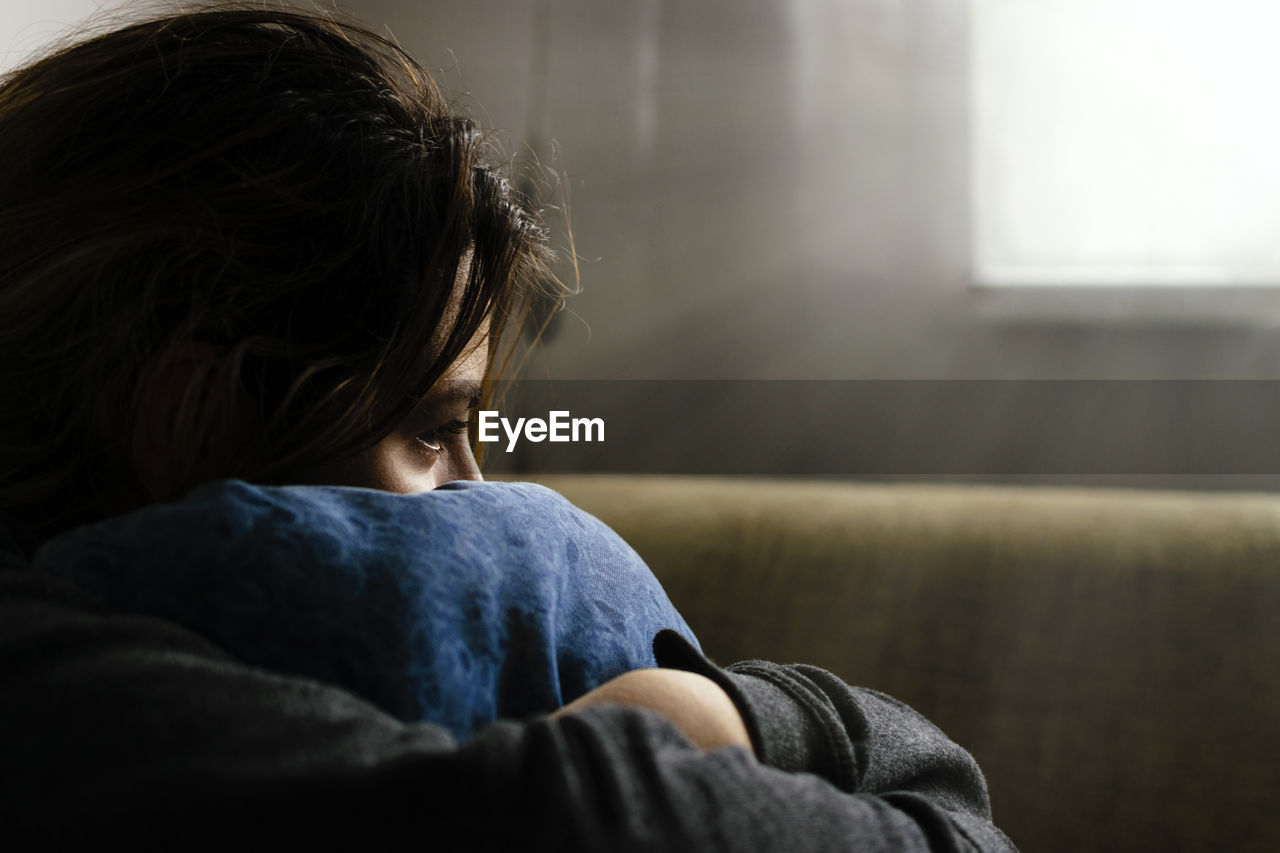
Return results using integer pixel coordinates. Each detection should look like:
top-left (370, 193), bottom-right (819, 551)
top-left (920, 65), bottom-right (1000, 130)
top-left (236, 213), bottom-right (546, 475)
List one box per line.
top-left (290, 326), bottom-right (488, 494)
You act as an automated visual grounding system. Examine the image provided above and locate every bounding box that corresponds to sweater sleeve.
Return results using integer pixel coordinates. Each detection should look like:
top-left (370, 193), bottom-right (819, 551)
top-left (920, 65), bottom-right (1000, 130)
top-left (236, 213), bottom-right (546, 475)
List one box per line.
top-left (653, 628), bottom-right (1010, 848)
top-left (1, 570), bottom-right (1016, 852)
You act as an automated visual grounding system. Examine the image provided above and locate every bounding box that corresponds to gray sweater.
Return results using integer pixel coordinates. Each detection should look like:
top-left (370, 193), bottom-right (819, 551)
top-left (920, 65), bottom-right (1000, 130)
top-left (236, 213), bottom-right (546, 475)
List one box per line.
top-left (0, 558), bottom-right (1016, 851)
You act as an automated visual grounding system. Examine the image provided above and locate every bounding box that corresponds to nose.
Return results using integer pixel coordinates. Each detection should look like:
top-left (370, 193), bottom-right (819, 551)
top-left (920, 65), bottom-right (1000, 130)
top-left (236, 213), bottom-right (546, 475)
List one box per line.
top-left (444, 439), bottom-right (483, 484)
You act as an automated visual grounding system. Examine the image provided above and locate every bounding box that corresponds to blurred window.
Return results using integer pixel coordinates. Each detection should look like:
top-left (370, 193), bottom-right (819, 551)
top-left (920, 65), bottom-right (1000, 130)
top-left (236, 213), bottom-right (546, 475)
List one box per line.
top-left (971, 0), bottom-right (1280, 288)
top-left (0, 2), bottom-right (133, 72)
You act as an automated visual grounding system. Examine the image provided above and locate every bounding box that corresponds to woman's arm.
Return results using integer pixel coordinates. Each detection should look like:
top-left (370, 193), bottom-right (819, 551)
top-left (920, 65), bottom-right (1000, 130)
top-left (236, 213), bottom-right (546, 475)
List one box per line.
top-left (1, 570), bottom-right (1015, 851)
top-left (553, 666), bottom-right (754, 753)
top-left (552, 630), bottom-right (1011, 849)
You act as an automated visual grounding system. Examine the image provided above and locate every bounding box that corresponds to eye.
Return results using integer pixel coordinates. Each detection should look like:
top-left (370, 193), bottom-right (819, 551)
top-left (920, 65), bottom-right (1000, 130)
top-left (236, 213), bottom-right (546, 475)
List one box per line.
top-left (416, 418), bottom-right (470, 453)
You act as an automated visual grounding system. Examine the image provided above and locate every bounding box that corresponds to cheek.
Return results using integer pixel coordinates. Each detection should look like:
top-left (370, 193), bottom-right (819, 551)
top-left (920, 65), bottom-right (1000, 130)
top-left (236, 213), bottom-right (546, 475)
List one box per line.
top-left (283, 441), bottom-right (438, 494)
top-left (361, 442), bottom-right (443, 494)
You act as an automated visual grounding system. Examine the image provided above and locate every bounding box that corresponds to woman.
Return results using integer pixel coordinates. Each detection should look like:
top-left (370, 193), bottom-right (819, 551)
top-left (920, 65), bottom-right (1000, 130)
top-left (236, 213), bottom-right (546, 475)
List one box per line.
top-left (0, 5), bottom-right (1016, 850)
top-left (0, 4), bottom-right (541, 537)
top-left (0, 0), bottom-right (703, 740)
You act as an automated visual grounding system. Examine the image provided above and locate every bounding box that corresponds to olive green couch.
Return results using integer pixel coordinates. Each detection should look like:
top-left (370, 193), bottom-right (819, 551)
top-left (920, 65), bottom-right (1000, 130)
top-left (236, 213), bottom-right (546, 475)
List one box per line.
top-left (532, 475), bottom-right (1280, 853)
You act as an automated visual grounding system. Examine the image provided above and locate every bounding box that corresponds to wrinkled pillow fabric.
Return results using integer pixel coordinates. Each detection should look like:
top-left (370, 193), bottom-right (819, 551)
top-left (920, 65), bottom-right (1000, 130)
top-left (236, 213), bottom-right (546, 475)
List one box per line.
top-left (33, 480), bottom-right (698, 739)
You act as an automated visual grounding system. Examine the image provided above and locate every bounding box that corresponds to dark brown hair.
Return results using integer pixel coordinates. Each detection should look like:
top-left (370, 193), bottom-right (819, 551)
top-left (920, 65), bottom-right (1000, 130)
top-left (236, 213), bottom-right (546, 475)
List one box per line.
top-left (0, 5), bottom-right (559, 546)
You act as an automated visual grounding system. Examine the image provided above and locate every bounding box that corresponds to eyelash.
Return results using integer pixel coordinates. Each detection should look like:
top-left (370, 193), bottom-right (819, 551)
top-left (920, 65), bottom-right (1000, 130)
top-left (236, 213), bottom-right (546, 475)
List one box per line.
top-left (416, 418), bottom-right (470, 453)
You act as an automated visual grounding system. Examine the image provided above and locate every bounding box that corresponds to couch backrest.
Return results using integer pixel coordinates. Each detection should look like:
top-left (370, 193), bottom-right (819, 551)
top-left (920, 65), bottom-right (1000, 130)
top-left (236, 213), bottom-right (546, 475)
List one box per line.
top-left (534, 475), bottom-right (1280, 853)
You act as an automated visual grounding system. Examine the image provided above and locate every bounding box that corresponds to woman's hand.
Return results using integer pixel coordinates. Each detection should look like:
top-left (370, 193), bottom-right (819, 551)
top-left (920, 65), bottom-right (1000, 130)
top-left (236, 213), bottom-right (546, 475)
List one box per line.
top-left (553, 668), bottom-right (754, 754)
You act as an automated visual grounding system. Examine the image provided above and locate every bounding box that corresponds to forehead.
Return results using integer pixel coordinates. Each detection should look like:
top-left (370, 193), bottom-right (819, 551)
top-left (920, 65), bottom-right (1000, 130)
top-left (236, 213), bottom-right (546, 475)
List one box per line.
top-left (420, 250), bottom-right (488, 391)
top-left (428, 248), bottom-right (478, 353)
top-left (440, 321), bottom-right (489, 383)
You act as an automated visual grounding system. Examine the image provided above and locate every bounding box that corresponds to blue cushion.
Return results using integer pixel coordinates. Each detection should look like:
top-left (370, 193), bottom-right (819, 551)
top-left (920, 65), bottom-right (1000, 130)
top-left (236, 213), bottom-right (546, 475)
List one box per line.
top-left (33, 480), bottom-right (698, 739)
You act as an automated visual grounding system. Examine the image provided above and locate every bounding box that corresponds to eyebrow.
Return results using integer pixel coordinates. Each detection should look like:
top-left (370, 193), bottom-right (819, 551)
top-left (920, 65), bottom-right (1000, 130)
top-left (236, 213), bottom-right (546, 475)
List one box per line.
top-left (425, 379), bottom-right (484, 407)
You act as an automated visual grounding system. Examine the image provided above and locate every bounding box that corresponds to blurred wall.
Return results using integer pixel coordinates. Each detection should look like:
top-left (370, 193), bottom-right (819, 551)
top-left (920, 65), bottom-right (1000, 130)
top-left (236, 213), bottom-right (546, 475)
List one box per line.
top-left (319, 2), bottom-right (1280, 483)
top-left (0, 1), bottom-right (171, 70)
